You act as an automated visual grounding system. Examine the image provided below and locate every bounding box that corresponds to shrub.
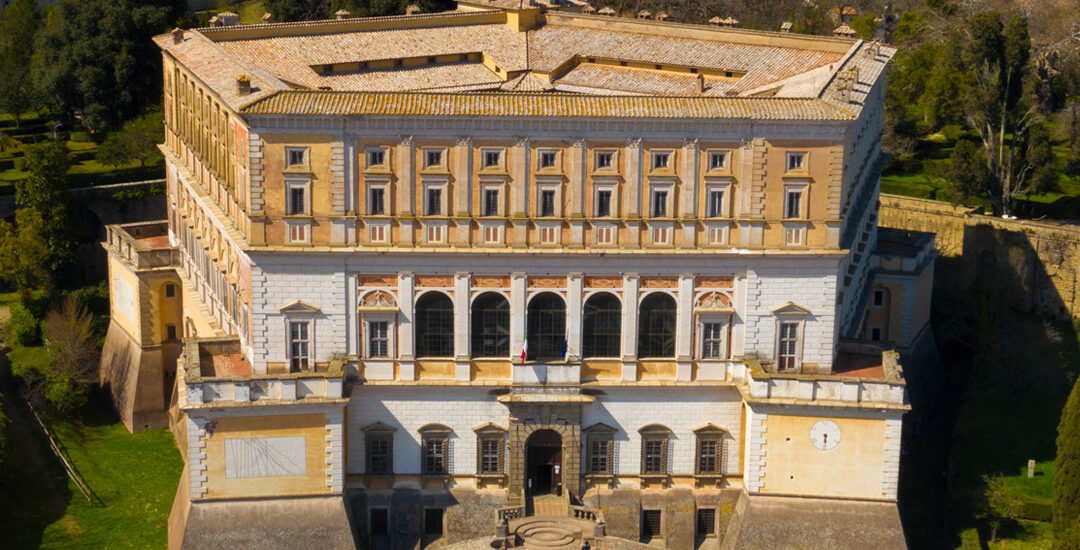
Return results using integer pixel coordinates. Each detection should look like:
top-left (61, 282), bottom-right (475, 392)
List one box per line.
top-left (9, 300), bottom-right (40, 346)
top-left (1019, 498), bottom-right (1053, 522)
top-left (1056, 376), bottom-right (1080, 545)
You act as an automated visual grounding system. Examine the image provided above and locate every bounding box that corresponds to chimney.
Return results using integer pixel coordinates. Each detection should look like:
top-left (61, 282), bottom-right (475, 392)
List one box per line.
top-left (261, 12), bottom-right (274, 24)
top-left (171, 27), bottom-right (184, 44)
top-left (655, 12), bottom-right (669, 21)
top-left (865, 41), bottom-right (880, 58)
top-left (837, 82), bottom-right (850, 103)
top-left (405, 4), bottom-right (421, 15)
top-left (217, 12), bottom-right (239, 27)
top-left (335, 9), bottom-right (350, 19)
top-left (708, 16), bottom-right (721, 26)
top-left (236, 75), bottom-right (251, 97)
top-left (697, 73), bottom-right (705, 94)
top-left (780, 21), bottom-right (793, 33)
top-left (637, 10), bottom-right (651, 19)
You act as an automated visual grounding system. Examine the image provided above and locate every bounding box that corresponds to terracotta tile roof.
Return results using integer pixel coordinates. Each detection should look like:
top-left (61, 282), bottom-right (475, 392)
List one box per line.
top-left (312, 61), bottom-right (504, 92)
top-left (154, 31), bottom-right (288, 110)
top-left (215, 22), bottom-right (527, 88)
top-left (528, 24), bottom-right (845, 93)
top-left (500, 71), bottom-right (555, 92)
top-left (553, 63), bottom-right (731, 96)
top-left (240, 91), bottom-right (856, 120)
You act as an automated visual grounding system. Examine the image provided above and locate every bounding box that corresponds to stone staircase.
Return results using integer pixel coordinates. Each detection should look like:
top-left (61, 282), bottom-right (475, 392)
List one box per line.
top-left (531, 495), bottom-right (567, 517)
top-left (495, 492), bottom-right (604, 549)
top-left (514, 518), bottom-right (583, 549)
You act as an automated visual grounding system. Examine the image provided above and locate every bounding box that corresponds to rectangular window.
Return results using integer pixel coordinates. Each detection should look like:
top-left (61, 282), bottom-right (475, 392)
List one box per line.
top-left (596, 152), bottom-right (613, 169)
top-left (368, 150), bottom-right (385, 167)
top-left (426, 188), bottom-right (442, 216)
top-left (368, 321), bottom-right (389, 358)
top-left (697, 439), bottom-right (721, 474)
top-left (366, 431), bottom-right (393, 474)
top-left (651, 226), bottom-right (670, 245)
top-left (596, 190), bottom-right (612, 217)
top-left (709, 151), bottom-right (728, 170)
top-left (642, 510), bottom-right (662, 540)
top-left (596, 225), bottom-right (615, 245)
top-left (286, 147), bottom-right (306, 168)
top-left (369, 224), bottom-right (387, 243)
top-left (166, 324), bottom-right (178, 341)
top-left (426, 224), bottom-right (445, 243)
top-left (786, 152), bottom-right (806, 172)
top-left (423, 437), bottom-right (447, 474)
top-left (287, 183), bottom-right (307, 216)
top-left (702, 322), bottom-right (725, 359)
top-left (484, 150), bottom-right (501, 168)
top-left (652, 152), bottom-right (670, 170)
top-left (424, 508), bottom-right (444, 537)
top-left (696, 508), bottom-right (717, 537)
top-left (707, 190), bottom-right (724, 217)
top-left (870, 326), bottom-right (883, 341)
top-left (540, 190), bottom-right (556, 217)
top-left (289, 321), bottom-right (310, 372)
top-left (588, 438), bottom-right (611, 474)
top-left (483, 224), bottom-right (501, 244)
top-left (483, 189), bottom-right (500, 217)
top-left (289, 222), bottom-right (309, 243)
top-left (539, 151), bottom-right (557, 169)
top-left (425, 150), bottom-right (443, 168)
top-left (479, 438), bottom-right (502, 474)
top-left (540, 225), bottom-right (558, 244)
top-left (784, 226), bottom-right (805, 246)
top-left (872, 288), bottom-right (885, 307)
top-left (165, 283), bottom-right (177, 298)
top-left (651, 190), bottom-right (668, 217)
top-left (369, 188), bottom-right (385, 215)
top-left (643, 438), bottom-right (666, 474)
top-left (784, 189), bottom-right (803, 219)
top-left (778, 321), bottom-right (799, 371)
top-left (370, 508), bottom-right (389, 535)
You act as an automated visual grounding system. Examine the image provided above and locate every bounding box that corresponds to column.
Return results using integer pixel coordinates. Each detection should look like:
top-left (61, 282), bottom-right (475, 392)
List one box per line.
top-left (454, 136), bottom-right (472, 245)
top-left (398, 271), bottom-right (416, 380)
top-left (625, 138), bottom-right (643, 248)
top-left (566, 273), bottom-right (583, 361)
top-left (568, 138), bottom-right (586, 248)
top-left (509, 272), bottom-right (527, 361)
top-left (510, 137), bottom-right (529, 248)
top-left (680, 138), bottom-right (699, 249)
top-left (396, 135), bottom-right (415, 246)
top-left (454, 272), bottom-right (471, 380)
top-left (676, 273), bottom-right (694, 381)
top-left (620, 273), bottom-right (639, 381)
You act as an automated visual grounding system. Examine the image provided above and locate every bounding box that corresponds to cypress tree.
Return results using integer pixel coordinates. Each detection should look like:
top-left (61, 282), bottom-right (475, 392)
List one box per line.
top-left (1055, 376), bottom-right (1080, 548)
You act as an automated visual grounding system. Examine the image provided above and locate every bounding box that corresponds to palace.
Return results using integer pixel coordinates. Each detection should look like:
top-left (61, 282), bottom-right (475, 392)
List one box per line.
top-left (99, 2), bottom-right (933, 548)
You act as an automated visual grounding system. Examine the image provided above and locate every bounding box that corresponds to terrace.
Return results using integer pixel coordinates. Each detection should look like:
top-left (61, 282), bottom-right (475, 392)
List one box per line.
top-left (103, 221), bottom-right (180, 270)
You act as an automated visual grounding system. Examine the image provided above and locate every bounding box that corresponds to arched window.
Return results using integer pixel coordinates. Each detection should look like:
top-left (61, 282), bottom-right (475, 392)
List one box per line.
top-left (582, 293), bottom-right (621, 358)
top-left (638, 293), bottom-right (676, 358)
top-left (415, 292), bottom-right (454, 358)
top-left (471, 292), bottom-right (509, 358)
top-left (526, 292), bottom-right (566, 361)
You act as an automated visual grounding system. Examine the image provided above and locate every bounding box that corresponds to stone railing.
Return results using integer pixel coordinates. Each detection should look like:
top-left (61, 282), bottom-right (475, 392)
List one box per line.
top-left (569, 504), bottom-right (603, 523)
top-left (104, 221), bottom-right (181, 270)
top-left (743, 355), bottom-right (907, 407)
top-left (178, 337), bottom-right (345, 406)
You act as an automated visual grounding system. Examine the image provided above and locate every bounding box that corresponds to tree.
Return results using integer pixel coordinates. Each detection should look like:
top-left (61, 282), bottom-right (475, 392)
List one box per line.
top-left (850, 14), bottom-right (878, 40)
top-left (40, 295), bottom-right (98, 413)
top-left (265, 0), bottom-right (330, 21)
top-left (0, 0), bottom-right (38, 127)
top-left (0, 209), bottom-right (53, 297)
top-left (982, 475), bottom-right (1022, 543)
top-left (946, 139), bottom-right (992, 200)
top-left (32, 0), bottom-right (183, 133)
top-left (15, 140), bottom-right (72, 272)
top-left (962, 12), bottom-right (1048, 216)
top-left (96, 111), bottom-right (164, 168)
top-left (1055, 376), bottom-right (1080, 546)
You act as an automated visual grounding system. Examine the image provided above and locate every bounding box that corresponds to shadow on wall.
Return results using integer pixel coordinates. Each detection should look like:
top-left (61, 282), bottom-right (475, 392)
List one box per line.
top-left (883, 196), bottom-right (1080, 549)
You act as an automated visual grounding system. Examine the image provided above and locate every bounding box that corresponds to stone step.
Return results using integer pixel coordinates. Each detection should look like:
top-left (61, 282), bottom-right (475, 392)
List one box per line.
top-left (515, 518), bottom-right (582, 550)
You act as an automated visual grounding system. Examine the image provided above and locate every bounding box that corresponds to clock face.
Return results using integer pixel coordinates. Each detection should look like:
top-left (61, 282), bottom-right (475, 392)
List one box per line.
top-left (809, 420), bottom-right (841, 451)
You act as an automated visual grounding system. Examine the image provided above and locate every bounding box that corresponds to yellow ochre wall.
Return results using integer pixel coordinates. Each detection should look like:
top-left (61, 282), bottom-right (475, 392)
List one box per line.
top-left (761, 414), bottom-right (886, 499)
top-left (108, 255), bottom-right (142, 341)
top-left (203, 413), bottom-right (331, 499)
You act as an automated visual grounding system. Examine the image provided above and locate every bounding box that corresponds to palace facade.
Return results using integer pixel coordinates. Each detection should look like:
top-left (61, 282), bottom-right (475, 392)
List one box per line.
top-left (98, 2), bottom-right (932, 548)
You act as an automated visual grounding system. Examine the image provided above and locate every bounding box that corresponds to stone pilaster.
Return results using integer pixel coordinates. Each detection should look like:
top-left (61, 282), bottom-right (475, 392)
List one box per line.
top-left (676, 274), bottom-right (694, 381)
top-left (506, 403), bottom-right (583, 498)
top-left (621, 273), bottom-right (640, 380)
top-left (509, 272), bottom-right (527, 360)
top-left (454, 271), bottom-right (471, 380)
top-left (567, 138), bottom-right (586, 248)
top-left (396, 135), bottom-right (415, 247)
top-left (510, 137), bottom-right (529, 248)
top-left (680, 138), bottom-right (699, 249)
top-left (566, 273), bottom-right (583, 361)
top-left (398, 271), bottom-right (416, 379)
top-left (454, 136), bottom-right (472, 245)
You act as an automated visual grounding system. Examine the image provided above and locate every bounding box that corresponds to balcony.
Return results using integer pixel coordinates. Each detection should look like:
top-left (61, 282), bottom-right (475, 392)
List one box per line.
top-left (178, 337), bottom-right (345, 407)
top-left (742, 348), bottom-right (908, 409)
top-left (103, 221), bottom-right (181, 270)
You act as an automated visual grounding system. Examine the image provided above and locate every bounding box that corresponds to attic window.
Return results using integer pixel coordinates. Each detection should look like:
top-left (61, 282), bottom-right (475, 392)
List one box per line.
top-left (427, 56), bottom-right (436, 64)
top-left (725, 72), bottom-right (733, 78)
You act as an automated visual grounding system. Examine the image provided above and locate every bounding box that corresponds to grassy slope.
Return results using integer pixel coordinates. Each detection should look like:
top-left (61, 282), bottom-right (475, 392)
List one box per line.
top-left (0, 332), bottom-right (181, 548)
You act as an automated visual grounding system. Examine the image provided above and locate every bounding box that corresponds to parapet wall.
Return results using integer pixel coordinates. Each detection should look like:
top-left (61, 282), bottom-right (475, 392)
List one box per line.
top-left (879, 194), bottom-right (1080, 320)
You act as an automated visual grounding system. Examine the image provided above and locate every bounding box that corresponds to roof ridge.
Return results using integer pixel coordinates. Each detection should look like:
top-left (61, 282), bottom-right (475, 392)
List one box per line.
top-left (198, 9), bottom-right (506, 34)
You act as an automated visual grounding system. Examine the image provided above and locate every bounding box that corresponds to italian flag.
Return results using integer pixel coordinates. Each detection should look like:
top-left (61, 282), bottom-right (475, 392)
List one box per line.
top-left (520, 330), bottom-right (528, 364)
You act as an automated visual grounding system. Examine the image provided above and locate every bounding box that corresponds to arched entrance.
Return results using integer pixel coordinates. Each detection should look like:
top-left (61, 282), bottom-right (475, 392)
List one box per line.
top-left (525, 429), bottom-right (563, 496)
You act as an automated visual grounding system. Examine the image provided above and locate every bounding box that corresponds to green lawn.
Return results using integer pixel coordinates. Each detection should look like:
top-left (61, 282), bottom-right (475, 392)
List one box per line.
top-left (0, 336), bottom-right (181, 548)
top-left (958, 520), bottom-right (1054, 549)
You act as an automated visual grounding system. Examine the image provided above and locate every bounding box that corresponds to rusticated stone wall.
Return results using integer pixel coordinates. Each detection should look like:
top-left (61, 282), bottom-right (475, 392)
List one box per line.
top-left (878, 194), bottom-right (1080, 320)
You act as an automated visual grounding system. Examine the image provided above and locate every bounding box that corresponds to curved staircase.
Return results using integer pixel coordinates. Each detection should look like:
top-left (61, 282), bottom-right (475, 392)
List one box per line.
top-left (514, 518), bottom-right (583, 549)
